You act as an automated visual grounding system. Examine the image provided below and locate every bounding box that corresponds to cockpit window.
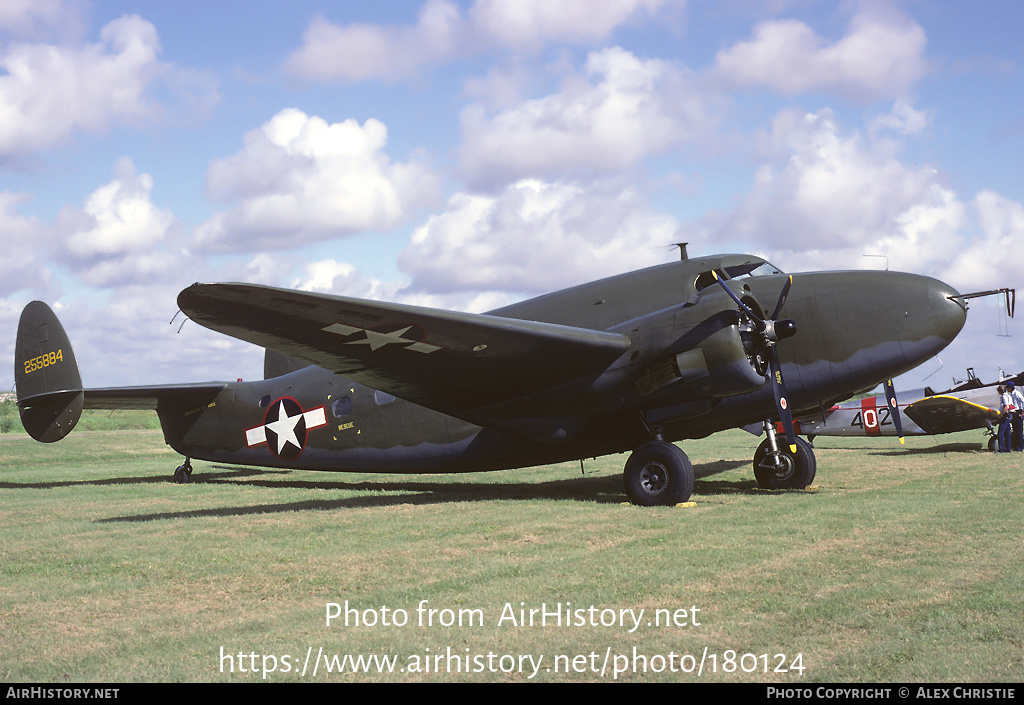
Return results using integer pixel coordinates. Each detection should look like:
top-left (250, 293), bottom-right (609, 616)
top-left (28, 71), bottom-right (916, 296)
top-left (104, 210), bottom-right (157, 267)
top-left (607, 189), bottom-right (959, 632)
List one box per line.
top-left (725, 261), bottom-right (784, 279)
top-left (694, 260), bottom-right (784, 291)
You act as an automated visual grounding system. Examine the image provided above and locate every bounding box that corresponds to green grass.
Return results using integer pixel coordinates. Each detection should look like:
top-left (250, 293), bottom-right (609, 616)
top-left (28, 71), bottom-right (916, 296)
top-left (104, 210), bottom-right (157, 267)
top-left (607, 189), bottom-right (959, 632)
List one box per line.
top-left (1, 426), bottom-right (1022, 682)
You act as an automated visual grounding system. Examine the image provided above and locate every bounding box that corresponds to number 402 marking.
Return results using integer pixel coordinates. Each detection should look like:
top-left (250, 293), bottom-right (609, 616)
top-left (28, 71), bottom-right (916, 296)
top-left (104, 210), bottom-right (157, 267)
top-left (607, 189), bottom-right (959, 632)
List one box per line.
top-left (851, 408), bottom-right (893, 429)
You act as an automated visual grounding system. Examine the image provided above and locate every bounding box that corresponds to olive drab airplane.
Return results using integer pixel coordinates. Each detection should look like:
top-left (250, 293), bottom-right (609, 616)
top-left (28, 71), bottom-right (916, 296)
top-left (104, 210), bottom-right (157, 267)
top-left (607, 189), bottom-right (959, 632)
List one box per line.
top-left (783, 369), bottom-right (1024, 452)
top-left (14, 254), bottom-right (970, 506)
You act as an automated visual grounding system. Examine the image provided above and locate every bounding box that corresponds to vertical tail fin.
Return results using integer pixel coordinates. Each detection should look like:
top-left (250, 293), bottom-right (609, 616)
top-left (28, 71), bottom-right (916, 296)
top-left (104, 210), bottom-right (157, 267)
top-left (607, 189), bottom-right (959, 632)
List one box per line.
top-left (14, 301), bottom-right (84, 442)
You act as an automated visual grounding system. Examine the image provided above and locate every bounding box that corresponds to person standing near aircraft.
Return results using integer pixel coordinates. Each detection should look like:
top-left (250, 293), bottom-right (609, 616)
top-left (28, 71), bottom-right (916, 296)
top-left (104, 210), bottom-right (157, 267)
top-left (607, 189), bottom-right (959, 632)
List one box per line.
top-left (997, 385), bottom-right (1015, 452)
top-left (1007, 381), bottom-right (1024, 451)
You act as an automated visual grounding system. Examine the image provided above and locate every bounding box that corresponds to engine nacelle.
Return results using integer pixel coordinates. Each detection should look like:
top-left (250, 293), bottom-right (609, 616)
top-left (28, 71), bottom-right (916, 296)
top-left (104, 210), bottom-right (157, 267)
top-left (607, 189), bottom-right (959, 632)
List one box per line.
top-left (618, 289), bottom-right (768, 403)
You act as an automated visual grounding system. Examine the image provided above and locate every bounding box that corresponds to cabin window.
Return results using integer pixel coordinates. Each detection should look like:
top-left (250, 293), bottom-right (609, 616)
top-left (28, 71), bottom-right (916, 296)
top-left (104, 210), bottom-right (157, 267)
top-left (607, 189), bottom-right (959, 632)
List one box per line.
top-left (374, 390), bottom-right (395, 405)
top-left (258, 395), bottom-right (272, 408)
top-left (332, 396), bottom-right (353, 417)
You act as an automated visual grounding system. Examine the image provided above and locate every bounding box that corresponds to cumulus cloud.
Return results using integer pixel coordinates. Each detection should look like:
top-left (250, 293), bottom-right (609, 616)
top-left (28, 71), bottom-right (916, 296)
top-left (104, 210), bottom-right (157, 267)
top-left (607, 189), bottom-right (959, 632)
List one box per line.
top-left (869, 101), bottom-right (932, 136)
top-left (0, 14), bottom-right (217, 157)
top-left (945, 191), bottom-right (1024, 292)
top-left (0, 191), bottom-right (51, 296)
top-left (193, 109), bottom-right (438, 253)
top-left (56, 157), bottom-right (179, 287)
top-left (398, 177), bottom-right (679, 299)
top-left (714, 11), bottom-right (928, 102)
top-left (467, 0), bottom-right (666, 50)
top-left (284, 1), bottom-right (462, 82)
top-left (707, 108), bottom-right (966, 276)
top-left (459, 47), bottom-right (712, 186)
top-left (284, 0), bottom-right (667, 82)
top-left (0, 0), bottom-right (86, 40)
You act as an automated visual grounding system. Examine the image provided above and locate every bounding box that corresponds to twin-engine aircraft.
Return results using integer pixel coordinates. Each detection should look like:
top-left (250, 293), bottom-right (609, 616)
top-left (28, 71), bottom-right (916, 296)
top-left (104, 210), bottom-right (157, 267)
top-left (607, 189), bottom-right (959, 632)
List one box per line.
top-left (785, 369), bottom-right (1022, 451)
top-left (14, 254), bottom-right (967, 505)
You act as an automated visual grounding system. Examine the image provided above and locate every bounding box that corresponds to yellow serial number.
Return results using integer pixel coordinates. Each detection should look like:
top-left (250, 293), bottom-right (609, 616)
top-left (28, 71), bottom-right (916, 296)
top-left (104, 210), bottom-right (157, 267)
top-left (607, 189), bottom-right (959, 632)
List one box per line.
top-left (24, 349), bottom-right (63, 375)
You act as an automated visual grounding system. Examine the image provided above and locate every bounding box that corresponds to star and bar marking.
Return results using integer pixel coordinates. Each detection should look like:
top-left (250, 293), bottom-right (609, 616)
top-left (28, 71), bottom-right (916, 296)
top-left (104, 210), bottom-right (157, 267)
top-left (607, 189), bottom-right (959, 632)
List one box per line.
top-left (246, 397), bottom-right (327, 459)
top-left (321, 322), bottom-right (442, 353)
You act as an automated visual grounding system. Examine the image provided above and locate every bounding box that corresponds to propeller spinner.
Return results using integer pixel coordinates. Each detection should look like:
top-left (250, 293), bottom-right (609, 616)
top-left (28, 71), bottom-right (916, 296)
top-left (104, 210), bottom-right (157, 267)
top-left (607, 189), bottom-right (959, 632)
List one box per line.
top-left (713, 271), bottom-right (799, 452)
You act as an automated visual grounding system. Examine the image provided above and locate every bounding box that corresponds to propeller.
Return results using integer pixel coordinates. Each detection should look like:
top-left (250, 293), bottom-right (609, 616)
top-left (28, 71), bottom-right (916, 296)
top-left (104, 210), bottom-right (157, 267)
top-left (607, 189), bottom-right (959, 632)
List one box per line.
top-left (882, 378), bottom-right (905, 444)
top-left (712, 271), bottom-right (799, 452)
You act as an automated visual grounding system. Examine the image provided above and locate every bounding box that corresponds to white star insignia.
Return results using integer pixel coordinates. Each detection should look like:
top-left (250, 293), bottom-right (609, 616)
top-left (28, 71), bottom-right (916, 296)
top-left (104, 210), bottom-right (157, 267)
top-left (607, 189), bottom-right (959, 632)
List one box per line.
top-left (321, 322), bottom-right (442, 353)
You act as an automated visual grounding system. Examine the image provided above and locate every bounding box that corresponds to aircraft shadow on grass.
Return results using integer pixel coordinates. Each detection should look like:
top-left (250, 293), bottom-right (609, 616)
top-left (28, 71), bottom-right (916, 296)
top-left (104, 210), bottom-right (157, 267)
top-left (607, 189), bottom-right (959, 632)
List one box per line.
top-left (92, 458), bottom-right (757, 523)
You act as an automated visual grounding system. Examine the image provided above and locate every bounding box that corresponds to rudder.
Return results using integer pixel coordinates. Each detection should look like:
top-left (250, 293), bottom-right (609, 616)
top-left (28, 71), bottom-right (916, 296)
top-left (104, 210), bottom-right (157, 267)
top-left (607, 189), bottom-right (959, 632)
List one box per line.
top-left (15, 301), bottom-right (84, 442)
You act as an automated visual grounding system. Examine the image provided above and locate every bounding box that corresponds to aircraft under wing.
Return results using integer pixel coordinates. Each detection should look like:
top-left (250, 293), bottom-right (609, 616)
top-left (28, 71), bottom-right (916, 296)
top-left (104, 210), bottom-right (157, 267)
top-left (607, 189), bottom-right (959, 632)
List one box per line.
top-left (903, 395), bottom-right (1000, 436)
top-left (177, 283), bottom-right (632, 416)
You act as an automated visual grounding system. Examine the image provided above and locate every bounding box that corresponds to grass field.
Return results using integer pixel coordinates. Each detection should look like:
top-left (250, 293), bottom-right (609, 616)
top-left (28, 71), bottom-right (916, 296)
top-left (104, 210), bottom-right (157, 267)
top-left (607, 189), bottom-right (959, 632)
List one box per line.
top-left (1, 422), bottom-right (1022, 683)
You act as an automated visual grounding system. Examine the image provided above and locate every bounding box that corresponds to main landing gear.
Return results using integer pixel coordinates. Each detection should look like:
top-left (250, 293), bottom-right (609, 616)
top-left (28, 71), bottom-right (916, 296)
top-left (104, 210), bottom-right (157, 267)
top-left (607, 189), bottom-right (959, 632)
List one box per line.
top-left (172, 458), bottom-right (193, 484)
top-left (752, 421), bottom-right (815, 490)
top-left (623, 440), bottom-right (694, 506)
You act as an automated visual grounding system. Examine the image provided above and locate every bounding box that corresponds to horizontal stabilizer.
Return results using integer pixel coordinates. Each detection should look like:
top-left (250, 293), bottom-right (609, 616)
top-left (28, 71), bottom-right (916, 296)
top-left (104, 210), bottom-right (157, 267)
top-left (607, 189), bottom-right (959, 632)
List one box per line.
top-left (83, 383), bottom-right (226, 411)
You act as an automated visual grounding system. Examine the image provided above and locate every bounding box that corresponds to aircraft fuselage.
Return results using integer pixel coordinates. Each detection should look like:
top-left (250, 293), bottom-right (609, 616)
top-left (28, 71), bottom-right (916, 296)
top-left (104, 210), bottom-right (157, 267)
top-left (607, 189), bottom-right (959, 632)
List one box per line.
top-left (158, 261), bottom-right (966, 474)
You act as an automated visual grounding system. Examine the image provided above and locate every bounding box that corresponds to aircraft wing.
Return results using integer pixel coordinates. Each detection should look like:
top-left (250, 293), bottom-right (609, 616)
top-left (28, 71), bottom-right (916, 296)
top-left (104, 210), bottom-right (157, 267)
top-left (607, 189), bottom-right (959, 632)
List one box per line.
top-left (903, 395), bottom-right (1000, 435)
top-left (177, 283), bottom-right (631, 415)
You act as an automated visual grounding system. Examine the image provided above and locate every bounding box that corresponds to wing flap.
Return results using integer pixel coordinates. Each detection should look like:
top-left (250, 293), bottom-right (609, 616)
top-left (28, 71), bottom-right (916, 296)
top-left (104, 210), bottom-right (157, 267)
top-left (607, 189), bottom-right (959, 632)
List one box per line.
top-left (903, 395), bottom-right (999, 435)
top-left (177, 283), bottom-right (631, 415)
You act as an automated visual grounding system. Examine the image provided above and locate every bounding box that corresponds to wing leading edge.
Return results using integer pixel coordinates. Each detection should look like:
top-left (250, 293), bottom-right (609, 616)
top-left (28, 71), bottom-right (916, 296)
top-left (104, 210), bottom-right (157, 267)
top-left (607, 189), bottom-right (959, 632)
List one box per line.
top-left (177, 283), bottom-right (632, 416)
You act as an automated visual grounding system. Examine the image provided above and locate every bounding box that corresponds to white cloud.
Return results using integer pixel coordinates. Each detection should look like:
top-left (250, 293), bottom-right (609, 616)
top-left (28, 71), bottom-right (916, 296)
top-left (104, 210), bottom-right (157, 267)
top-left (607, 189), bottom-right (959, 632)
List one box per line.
top-left (284, 0), bottom-right (668, 82)
top-left (468, 0), bottom-right (666, 49)
top-left (284, 1), bottom-right (464, 82)
top-left (194, 109), bottom-right (438, 252)
top-left (0, 14), bottom-right (216, 157)
top-left (944, 191), bottom-right (1024, 292)
top-left (0, 191), bottom-right (51, 296)
top-left (459, 47), bottom-right (712, 186)
top-left (709, 108), bottom-right (967, 276)
top-left (57, 158), bottom-right (178, 287)
top-left (398, 177), bottom-right (679, 298)
top-left (0, 0), bottom-right (86, 40)
top-left (66, 158), bottom-right (173, 257)
top-left (869, 101), bottom-right (932, 136)
top-left (714, 11), bottom-right (928, 102)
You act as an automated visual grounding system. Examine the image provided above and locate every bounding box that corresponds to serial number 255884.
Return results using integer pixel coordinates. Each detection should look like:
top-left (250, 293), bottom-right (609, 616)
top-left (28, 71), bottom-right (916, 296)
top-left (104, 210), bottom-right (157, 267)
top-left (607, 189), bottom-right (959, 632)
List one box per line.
top-left (24, 349), bottom-right (63, 375)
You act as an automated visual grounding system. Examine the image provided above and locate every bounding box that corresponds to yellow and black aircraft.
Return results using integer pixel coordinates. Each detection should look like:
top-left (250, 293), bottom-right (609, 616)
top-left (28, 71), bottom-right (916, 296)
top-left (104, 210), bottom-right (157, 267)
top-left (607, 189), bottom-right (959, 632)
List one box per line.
top-left (14, 254), bottom-right (968, 505)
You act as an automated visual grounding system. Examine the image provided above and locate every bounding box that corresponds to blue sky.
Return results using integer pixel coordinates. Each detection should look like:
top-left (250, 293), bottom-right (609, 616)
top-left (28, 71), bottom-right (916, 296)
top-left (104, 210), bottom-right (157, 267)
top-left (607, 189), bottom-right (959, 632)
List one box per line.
top-left (2, 0), bottom-right (1023, 397)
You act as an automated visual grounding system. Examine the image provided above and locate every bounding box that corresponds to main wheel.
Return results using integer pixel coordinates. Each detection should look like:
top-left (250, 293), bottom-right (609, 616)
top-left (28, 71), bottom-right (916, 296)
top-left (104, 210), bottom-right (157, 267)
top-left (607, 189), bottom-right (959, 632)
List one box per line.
top-left (623, 441), bottom-right (694, 506)
top-left (753, 436), bottom-right (815, 490)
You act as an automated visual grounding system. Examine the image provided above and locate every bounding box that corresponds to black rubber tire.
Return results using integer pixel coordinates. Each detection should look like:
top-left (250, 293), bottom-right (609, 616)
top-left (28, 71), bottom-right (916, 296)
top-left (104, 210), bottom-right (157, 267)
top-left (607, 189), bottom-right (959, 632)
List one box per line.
top-left (753, 436), bottom-right (815, 489)
top-left (623, 441), bottom-right (694, 506)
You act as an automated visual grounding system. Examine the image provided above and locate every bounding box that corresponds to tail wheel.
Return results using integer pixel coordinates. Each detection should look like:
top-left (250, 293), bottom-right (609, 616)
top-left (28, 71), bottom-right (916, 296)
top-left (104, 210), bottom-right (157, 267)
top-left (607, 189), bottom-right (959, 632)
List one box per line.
top-left (624, 441), bottom-right (694, 506)
top-left (753, 436), bottom-right (815, 489)
top-left (172, 458), bottom-right (193, 484)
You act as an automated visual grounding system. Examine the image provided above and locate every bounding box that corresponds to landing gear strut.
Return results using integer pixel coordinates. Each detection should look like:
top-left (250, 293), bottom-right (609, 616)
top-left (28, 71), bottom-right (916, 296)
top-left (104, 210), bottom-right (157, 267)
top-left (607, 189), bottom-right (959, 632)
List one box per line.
top-left (623, 440), bottom-right (694, 506)
top-left (172, 458), bottom-right (193, 484)
top-left (753, 421), bottom-right (816, 490)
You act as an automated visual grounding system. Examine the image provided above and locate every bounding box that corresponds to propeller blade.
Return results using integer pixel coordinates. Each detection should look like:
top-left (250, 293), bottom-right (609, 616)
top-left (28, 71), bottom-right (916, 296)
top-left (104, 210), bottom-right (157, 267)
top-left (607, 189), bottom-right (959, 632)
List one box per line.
top-left (883, 379), bottom-right (905, 445)
top-left (770, 275), bottom-right (793, 320)
top-left (768, 350), bottom-right (797, 453)
top-left (711, 270), bottom-right (765, 330)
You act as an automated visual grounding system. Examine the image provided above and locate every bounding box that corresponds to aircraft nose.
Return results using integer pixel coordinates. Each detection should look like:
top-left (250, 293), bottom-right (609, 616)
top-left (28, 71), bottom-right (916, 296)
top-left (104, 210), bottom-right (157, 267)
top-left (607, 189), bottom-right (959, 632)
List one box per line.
top-left (896, 274), bottom-right (966, 362)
